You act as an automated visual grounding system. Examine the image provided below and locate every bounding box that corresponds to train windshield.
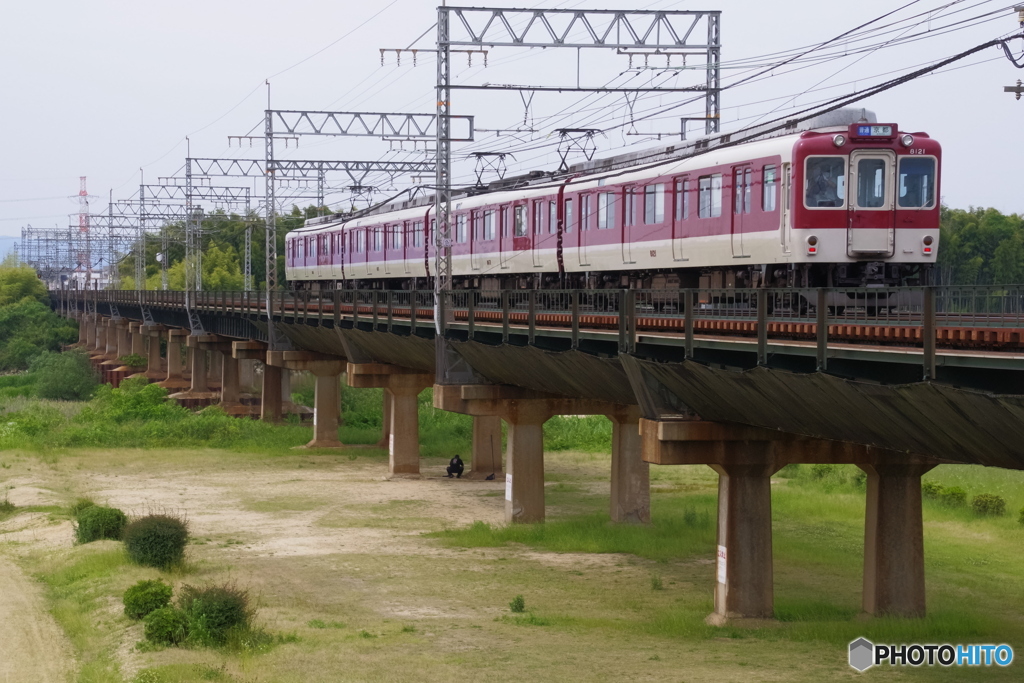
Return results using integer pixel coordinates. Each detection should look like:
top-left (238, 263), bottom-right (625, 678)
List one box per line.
top-left (804, 157), bottom-right (846, 208)
top-left (898, 157), bottom-right (936, 208)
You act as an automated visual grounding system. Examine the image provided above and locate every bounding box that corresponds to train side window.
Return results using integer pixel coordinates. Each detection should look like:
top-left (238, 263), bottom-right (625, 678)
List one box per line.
top-left (733, 169), bottom-right (752, 215)
top-left (413, 221), bottom-right (423, 247)
top-left (597, 192), bottom-right (615, 229)
top-left (549, 201), bottom-right (557, 234)
top-left (674, 179), bottom-right (690, 220)
top-left (583, 195), bottom-right (595, 231)
top-left (514, 206), bottom-right (527, 237)
top-left (456, 214), bottom-right (467, 243)
top-left (624, 189), bottom-right (636, 227)
top-left (763, 166), bottom-right (778, 211)
top-left (898, 157), bottom-right (935, 208)
top-left (483, 211), bottom-right (495, 240)
top-left (534, 201), bottom-right (544, 235)
top-left (563, 198), bottom-right (573, 233)
top-left (644, 184), bottom-right (665, 224)
top-left (804, 157), bottom-right (846, 208)
top-left (373, 228), bottom-right (382, 252)
top-left (744, 169), bottom-right (753, 213)
top-left (698, 174), bottom-right (722, 218)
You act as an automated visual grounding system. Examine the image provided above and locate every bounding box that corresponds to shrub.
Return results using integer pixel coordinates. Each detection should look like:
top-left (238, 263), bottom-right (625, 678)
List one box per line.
top-left (143, 606), bottom-right (189, 645)
top-left (509, 595), bottom-right (525, 613)
top-left (810, 464), bottom-right (836, 479)
top-left (1018, 507), bottom-right (1024, 526)
top-left (31, 350), bottom-right (98, 401)
top-left (971, 494), bottom-right (1006, 517)
top-left (118, 354), bottom-right (147, 368)
top-left (938, 486), bottom-right (967, 508)
top-left (68, 498), bottom-right (95, 517)
top-left (921, 481), bottom-right (944, 499)
top-left (124, 579), bottom-right (173, 620)
top-left (123, 514), bottom-right (189, 569)
top-left (178, 583), bottom-right (253, 645)
top-left (75, 505), bottom-right (128, 543)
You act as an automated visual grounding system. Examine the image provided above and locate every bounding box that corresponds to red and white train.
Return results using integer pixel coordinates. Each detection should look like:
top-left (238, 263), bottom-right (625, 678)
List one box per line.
top-left (284, 110), bottom-right (940, 292)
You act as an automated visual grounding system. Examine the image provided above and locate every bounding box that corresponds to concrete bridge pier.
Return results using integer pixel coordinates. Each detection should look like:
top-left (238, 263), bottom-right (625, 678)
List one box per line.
top-left (269, 351), bottom-right (347, 448)
top-left (348, 364), bottom-right (433, 477)
top-left (609, 406), bottom-right (650, 524)
top-left (76, 313), bottom-right (90, 345)
top-left (116, 320), bottom-right (131, 359)
top-left (376, 389), bottom-right (392, 449)
top-left (232, 342), bottom-right (276, 420)
top-left (641, 418), bottom-right (941, 624)
top-left (130, 323), bottom-right (145, 357)
top-left (157, 329), bottom-right (191, 392)
top-left (861, 463), bottom-right (934, 618)
top-left (435, 385), bottom-right (628, 524)
top-left (101, 319), bottom-right (119, 359)
top-left (143, 325), bottom-right (167, 381)
top-left (86, 317), bottom-right (104, 356)
top-left (167, 335), bottom-right (223, 408)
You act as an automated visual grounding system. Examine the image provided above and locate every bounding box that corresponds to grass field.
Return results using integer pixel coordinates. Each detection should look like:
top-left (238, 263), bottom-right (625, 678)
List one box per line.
top-left (1, 382), bottom-right (1023, 681)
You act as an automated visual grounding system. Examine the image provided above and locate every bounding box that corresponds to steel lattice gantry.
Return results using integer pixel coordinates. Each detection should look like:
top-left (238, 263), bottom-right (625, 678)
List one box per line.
top-left (432, 6), bottom-right (721, 383)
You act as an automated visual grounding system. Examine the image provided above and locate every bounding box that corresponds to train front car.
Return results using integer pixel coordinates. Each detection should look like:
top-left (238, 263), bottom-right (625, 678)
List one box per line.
top-left (792, 122), bottom-right (940, 287)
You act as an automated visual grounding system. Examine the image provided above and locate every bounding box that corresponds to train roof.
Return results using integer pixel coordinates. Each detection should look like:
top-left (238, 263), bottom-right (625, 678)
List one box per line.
top-left (294, 107), bottom-right (878, 235)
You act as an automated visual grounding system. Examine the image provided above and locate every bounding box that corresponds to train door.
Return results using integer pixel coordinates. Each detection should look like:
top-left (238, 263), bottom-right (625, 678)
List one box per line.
top-left (847, 150), bottom-right (895, 256)
top-left (383, 226), bottom-right (393, 275)
top-left (531, 200), bottom-right (544, 268)
top-left (402, 222), bottom-right (412, 274)
top-left (577, 192), bottom-right (592, 267)
top-left (512, 203), bottom-right (530, 270)
top-left (470, 211), bottom-right (482, 271)
top-left (731, 165), bottom-right (752, 257)
top-left (362, 229), bottom-right (371, 277)
top-left (620, 187), bottom-right (635, 264)
top-left (671, 178), bottom-right (687, 261)
top-left (498, 206), bottom-right (511, 270)
top-left (780, 163), bottom-right (792, 253)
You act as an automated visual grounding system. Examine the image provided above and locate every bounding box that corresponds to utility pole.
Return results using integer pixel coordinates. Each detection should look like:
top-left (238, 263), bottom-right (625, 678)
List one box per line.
top-left (1005, 7), bottom-right (1024, 99)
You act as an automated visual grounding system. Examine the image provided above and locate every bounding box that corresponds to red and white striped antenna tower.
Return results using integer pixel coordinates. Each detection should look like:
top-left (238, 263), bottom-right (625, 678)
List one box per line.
top-left (78, 176), bottom-right (92, 285)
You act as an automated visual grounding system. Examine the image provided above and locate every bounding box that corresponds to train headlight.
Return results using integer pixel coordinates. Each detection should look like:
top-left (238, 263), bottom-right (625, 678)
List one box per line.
top-left (832, 134), bottom-right (847, 147)
top-left (807, 235), bottom-right (819, 255)
top-left (923, 235), bottom-right (934, 255)
top-left (900, 134), bottom-right (914, 147)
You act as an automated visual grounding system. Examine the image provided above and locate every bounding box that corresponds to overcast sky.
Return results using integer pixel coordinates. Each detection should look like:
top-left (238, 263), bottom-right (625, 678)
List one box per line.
top-left (2, 0), bottom-right (1022, 246)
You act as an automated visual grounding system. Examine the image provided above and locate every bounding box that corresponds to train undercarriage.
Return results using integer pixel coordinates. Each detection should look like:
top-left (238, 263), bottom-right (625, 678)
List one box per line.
top-left (292, 261), bottom-right (930, 293)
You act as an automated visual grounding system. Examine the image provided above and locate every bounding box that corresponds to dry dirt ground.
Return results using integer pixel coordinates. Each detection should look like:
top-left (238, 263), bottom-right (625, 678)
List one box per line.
top-left (0, 448), bottom-right (869, 682)
top-left (0, 553), bottom-right (76, 682)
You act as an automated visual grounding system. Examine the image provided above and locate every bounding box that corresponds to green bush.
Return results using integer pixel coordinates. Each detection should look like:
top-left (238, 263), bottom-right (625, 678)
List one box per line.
top-left (124, 579), bottom-right (173, 620)
top-left (971, 493), bottom-right (1006, 517)
top-left (143, 606), bottom-right (189, 645)
top-left (938, 486), bottom-right (967, 508)
top-left (921, 481), bottom-right (944, 499)
top-left (75, 505), bottom-right (128, 543)
top-left (1018, 507), bottom-right (1024, 526)
top-left (118, 354), bottom-right (147, 368)
top-left (31, 350), bottom-right (98, 401)
top-left (68, 498), bottom-right (95, 517)
top-left (0, 298), bottom-right (78, 371)
top-left (123, 514), bottom-right (189, 569)
top-left (509, 595), bottom-right (525, 613)
top-left (810, 464), bottom-right (836, 479)
top-left (178, 583), bottom-right (253, 645)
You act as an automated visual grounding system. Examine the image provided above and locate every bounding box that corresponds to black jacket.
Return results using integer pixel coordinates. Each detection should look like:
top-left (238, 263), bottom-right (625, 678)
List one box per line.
top-left (449, 456), bottom-right (464, 470)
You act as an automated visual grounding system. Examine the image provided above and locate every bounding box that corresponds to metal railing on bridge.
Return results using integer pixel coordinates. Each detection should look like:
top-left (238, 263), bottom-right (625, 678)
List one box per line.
top-left (57, 285), bottom-right (1024, 378)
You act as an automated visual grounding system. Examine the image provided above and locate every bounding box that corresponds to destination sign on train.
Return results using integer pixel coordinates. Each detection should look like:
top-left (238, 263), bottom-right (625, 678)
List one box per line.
top-left (854, 124), bottom-right (894, 137)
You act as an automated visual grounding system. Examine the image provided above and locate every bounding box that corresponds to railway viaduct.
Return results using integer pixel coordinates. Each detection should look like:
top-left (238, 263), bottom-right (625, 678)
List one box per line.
top-left (56, 286), bottom-right (1024, 626)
